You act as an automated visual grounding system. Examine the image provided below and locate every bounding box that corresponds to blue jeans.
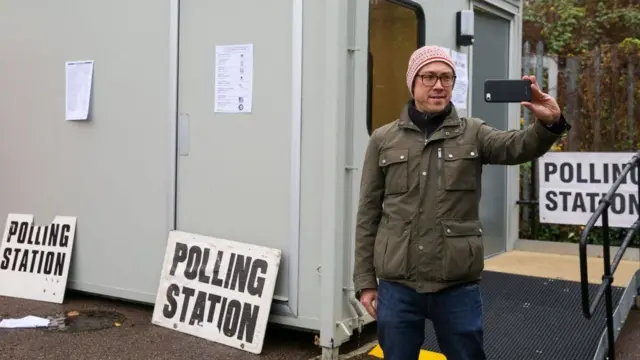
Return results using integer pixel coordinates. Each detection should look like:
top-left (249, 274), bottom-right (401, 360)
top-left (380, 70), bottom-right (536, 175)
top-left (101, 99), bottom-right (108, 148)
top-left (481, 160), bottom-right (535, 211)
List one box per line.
top-left (377, 279), bottom-right (486, 360)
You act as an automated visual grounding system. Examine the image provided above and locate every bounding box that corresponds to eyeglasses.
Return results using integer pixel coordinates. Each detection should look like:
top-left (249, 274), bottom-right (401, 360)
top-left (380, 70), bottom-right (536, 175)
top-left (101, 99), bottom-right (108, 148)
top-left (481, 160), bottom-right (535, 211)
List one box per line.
top-left (417, 73), bottom-right (456, 87)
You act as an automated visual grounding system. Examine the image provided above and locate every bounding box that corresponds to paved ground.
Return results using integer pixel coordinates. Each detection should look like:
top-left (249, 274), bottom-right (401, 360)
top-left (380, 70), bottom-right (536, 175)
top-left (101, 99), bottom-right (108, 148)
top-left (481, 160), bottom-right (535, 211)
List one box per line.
top-left (615, 309), bottom-right (640, 359)
top-left (0, 291), bottom-right (377, 360)
top-left (2, 292), bottom-right (639, 360)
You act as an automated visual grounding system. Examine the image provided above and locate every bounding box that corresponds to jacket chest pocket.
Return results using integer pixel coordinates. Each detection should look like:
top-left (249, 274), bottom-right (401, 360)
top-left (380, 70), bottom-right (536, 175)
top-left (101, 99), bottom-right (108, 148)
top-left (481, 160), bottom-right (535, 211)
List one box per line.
top-left (380, 148), bottom-right (409, 195)
top-left (442, 144), bottom-right (479, 191)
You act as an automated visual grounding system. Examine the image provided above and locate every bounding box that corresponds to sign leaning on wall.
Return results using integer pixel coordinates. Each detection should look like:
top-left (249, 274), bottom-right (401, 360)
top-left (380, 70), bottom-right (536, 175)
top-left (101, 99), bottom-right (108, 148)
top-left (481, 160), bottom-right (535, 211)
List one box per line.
top-left (0, 213), bottom-right (78, 303)
top-left (538, 152), bottom-right (638, 228)
top-left (152, 230), bottom-right (281, 355)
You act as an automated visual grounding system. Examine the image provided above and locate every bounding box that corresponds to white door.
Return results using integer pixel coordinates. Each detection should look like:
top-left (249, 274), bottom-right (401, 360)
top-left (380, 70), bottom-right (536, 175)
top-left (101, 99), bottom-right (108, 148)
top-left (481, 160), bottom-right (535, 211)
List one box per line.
top-left (175, 0), bottom-right (302, 316)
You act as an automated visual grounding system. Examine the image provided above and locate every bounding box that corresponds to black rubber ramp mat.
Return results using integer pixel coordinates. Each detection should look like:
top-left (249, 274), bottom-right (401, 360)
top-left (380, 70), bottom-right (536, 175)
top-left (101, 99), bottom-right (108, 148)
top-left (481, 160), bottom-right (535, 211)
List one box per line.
top-left (422, 271), bottom-right (625, 360)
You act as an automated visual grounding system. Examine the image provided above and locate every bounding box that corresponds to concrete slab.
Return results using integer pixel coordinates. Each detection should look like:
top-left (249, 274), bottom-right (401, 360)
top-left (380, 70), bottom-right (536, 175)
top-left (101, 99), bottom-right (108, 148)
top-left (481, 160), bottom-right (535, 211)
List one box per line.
top-left (485, 250), bottom-right (639, 287)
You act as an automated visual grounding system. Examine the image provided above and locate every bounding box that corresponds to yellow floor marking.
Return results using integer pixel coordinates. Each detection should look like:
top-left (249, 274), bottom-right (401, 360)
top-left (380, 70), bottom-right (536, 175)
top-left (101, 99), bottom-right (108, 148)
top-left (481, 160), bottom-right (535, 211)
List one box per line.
top-left (368, 344), bottom-right (446, 359)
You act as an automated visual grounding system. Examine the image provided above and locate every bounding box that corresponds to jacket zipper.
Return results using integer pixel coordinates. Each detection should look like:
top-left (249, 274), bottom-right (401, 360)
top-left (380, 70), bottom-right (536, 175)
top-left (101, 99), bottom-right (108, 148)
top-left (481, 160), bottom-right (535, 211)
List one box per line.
top-left (437, 148), bottom-right (443, 189)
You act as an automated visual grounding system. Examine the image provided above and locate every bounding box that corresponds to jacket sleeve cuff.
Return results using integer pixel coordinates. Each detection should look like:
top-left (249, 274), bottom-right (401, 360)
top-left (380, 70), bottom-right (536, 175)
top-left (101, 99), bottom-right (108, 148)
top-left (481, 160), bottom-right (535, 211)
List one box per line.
top-left (540, 113), bottom-right (571, 135)
top-left (353, 274), bottom-right (378, 295)
top-left (532, 113), bottom-right (567, 141)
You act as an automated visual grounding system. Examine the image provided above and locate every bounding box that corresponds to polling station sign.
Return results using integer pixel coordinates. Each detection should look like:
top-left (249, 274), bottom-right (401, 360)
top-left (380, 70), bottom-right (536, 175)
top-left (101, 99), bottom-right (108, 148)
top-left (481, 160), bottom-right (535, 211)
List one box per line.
top-left (152, 230), bottom-right (281, 355)
top-left (0, 213), bottom-right (77, 303)
top-left (538, 152), bottom-right (638, 228)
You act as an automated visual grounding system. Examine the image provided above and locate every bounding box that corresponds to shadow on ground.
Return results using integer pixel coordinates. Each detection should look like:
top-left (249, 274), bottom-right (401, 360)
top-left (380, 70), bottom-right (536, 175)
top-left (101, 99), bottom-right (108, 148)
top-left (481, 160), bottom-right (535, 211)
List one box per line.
top-left (0, 291), bottom-right (377, 360)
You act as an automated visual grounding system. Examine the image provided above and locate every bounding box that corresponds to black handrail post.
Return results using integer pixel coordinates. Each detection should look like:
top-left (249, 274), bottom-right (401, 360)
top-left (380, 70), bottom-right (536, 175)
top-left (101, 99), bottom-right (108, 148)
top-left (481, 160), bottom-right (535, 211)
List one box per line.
top-left (601, 208), bottom-right (616, 360)
top-left (578, 152), bottom-right (640, 359)
top-left (531, 158), bottom-right (538, 237)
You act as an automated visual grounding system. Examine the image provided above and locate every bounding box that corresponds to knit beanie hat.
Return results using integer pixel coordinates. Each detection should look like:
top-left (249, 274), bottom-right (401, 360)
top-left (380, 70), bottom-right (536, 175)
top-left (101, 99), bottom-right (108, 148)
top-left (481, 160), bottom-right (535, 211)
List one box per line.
top-left (406, 45), bottom-right (456, 96)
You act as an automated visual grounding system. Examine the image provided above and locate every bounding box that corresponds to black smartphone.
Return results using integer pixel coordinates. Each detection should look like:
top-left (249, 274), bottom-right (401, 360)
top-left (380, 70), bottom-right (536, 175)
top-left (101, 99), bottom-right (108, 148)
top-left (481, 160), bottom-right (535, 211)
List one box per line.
top-left (484, 79), bottom-right (532, 103)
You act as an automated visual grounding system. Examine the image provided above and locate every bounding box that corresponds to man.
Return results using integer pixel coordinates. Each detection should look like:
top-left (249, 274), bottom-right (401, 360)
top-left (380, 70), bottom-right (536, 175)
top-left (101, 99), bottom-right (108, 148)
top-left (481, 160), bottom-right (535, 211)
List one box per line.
top-left (352, 45), bottom-right (570, 360)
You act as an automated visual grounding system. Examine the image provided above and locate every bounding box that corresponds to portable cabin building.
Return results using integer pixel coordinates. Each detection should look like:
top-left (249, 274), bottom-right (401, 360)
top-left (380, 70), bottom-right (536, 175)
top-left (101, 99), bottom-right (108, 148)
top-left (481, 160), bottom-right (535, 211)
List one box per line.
top-left (0, 0), bottom-right (532, 357)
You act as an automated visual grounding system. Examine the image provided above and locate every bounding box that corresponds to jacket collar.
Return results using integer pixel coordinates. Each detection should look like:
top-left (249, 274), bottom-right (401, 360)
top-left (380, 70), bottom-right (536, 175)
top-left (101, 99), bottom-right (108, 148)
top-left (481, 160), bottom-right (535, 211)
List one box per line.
top-left (398, 101), bottom-right (462, 130)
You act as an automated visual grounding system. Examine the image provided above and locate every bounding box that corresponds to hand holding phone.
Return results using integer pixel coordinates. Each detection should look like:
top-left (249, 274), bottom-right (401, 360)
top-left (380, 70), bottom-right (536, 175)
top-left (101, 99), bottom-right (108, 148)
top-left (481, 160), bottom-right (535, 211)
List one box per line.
top-left (484, 79), bottom-right (532, 103)
top-left (484, 75), bottom-right (562, 124)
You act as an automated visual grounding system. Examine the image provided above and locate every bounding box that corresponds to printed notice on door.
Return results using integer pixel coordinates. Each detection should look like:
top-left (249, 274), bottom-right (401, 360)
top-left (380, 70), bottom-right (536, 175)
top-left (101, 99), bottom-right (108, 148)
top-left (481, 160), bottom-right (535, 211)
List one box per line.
top-left (214, 44), bottom-right (254, 113)
top-left (451, 50), bottom-right (468, 110)
top-left (65, 60), bottom-right (94, 121)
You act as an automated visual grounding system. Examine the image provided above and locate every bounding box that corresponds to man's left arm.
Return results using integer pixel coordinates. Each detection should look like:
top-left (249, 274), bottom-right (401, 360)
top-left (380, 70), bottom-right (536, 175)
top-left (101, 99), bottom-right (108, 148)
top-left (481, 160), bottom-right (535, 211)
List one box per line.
top-left (477, 114), bottom-right (571, 165)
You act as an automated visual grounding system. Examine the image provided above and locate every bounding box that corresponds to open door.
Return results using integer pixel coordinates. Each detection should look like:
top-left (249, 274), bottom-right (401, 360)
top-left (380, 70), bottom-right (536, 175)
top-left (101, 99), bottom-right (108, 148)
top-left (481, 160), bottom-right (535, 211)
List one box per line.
top-left (346, 0), bottom-right (425, 291)
top-left (367, 0), bottom-right (425, 135)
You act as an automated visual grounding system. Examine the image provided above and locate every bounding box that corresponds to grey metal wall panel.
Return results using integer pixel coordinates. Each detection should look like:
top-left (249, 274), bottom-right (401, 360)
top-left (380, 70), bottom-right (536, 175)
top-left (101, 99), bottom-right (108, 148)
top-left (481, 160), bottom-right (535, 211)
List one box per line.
top-left (175, 0), bottom-right (298, 313)
top-left (419, 0), bottom-right (469, 45)
top-left (297, 0), bottom-right (331, 323)
top-left (0, 1), bottom-right (174, 302)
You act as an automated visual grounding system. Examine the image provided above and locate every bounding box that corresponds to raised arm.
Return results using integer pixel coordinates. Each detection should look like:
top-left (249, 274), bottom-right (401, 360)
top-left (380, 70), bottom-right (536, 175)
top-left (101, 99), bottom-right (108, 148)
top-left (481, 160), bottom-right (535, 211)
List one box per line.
top-left (479, 74), bottom-right (571, 165)
top-left (478, 114), bottom-right (569, 165)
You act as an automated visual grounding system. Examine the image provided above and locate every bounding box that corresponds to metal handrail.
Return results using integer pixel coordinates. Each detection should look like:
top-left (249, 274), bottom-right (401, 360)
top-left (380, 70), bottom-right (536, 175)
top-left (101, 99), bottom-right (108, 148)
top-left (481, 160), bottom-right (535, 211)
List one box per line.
top-left (578, 151), bottom-right (640, 360)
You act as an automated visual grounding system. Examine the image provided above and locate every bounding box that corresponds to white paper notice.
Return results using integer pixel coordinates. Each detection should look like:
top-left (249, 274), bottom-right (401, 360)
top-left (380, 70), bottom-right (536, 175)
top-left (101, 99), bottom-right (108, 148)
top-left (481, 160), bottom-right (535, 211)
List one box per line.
top-left (451, 50), bottom-right (469, 110)
top-left (65, 60), bottom-right (94, 121)
top-left (214, 44), bottom-right (253, 113)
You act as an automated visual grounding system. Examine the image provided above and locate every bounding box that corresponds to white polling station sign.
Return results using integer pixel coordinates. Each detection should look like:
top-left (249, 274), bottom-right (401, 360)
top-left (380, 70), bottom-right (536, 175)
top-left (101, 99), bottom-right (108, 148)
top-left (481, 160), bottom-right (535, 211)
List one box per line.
top-left (152, 230), bottom-right (282, 355)
top-left (0, 213), bottom-right (77, 303)
top-left (538, 151), bottom-right (638, 228)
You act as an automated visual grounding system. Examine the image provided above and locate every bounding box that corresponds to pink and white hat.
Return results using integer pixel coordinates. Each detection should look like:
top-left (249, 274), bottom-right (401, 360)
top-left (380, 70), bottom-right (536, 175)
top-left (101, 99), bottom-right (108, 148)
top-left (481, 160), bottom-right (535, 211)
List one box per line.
top-left (406, 45), bottom-right (456, 96)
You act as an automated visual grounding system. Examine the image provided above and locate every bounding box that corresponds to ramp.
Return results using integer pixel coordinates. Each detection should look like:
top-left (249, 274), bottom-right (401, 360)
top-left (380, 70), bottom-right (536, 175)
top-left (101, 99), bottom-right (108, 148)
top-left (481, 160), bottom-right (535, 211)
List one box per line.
top-left (421, 251), bottom-right (639, 360)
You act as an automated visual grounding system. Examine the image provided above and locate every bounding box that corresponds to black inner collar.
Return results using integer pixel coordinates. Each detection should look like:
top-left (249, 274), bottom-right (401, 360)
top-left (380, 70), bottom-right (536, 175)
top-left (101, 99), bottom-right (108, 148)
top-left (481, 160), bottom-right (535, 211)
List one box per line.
top-left (408, 100), bottom-right (452, 138)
